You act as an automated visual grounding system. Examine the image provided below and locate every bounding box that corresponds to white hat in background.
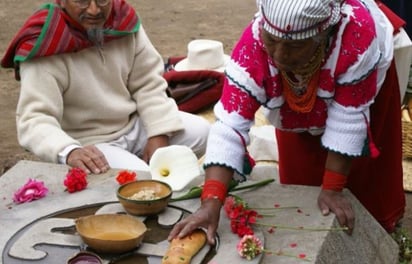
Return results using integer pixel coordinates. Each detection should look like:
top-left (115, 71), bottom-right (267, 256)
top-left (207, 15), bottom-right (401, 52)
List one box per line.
top-left (260, 0), bottom-right (342, 40)
top-left (174, 39), bottom-right (230, 72)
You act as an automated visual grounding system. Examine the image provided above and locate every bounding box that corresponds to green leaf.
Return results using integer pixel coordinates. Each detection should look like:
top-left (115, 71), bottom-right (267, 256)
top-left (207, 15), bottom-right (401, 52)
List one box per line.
top-left (170, 186), bottom-right (202, 202)
top-left (169, 178), bottom-right (274, 202)
top-left (230, 178), bottom-right (275, 192)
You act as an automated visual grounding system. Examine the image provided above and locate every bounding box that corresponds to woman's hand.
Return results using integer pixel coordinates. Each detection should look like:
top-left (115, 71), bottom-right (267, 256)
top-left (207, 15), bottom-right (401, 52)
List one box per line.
top-left (169, 166), bottom-right (233, 244)
top-left (168, 198), bottom-right (222, 245)
top-left (317, 189), bottom-right (354, 234)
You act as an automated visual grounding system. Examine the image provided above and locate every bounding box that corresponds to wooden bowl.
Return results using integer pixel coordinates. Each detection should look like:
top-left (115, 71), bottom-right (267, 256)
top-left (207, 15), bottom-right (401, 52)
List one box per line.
top-left (117, 180), bottom-right (172, 216)
top-left (75, 214), bottom-right (147, 254)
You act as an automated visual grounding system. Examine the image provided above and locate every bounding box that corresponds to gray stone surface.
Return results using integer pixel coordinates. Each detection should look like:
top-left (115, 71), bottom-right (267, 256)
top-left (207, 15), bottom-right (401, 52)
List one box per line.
top-left (0, 160), bottom-right (399, 263)
top-left (8, 218), bottom-right (81, 260)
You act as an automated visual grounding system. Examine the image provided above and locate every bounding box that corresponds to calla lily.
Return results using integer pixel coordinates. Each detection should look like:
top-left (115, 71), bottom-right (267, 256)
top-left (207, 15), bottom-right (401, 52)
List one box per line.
top-left (149, 145), bottom-right (201, 191)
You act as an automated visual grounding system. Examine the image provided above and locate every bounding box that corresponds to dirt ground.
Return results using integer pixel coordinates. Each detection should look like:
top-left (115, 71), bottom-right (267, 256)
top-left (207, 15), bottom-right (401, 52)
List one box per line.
top-left (1, 0), bottom-right (412, 240)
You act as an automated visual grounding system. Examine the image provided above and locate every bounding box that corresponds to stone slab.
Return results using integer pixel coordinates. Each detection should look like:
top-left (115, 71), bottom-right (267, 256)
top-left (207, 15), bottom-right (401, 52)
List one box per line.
top-left (0, 160), bottom-right (399, 263)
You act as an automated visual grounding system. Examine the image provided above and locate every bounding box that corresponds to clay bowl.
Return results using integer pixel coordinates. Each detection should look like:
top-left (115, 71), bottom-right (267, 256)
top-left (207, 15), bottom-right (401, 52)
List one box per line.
top-left (117, 180), bottom-right (172, 216)
top-left (75, 214), bottom-right (147, 254)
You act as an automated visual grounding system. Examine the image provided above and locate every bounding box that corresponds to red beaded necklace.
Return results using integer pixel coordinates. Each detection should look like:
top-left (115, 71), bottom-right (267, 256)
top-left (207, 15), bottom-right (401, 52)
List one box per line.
top-left (280, 41), bottom-right (326, 113)
top-left (281, 68), bottom-right (320, 113)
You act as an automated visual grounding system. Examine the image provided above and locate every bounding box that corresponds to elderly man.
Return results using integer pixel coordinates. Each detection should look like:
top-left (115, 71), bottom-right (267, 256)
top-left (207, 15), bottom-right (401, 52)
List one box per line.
top-left (1, 0), bottom-right (210, 174)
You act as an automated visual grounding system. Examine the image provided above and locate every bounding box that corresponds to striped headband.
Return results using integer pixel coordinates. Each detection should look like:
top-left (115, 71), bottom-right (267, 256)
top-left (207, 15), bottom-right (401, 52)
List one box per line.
top-left (260, 0), bottom-right (342, 40)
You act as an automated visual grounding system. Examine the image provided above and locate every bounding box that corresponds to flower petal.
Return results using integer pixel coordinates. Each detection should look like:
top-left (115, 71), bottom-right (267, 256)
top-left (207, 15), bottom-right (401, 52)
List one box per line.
top-left (13, 178), bottom-right (48, 203)
top-left (149, 145), bottom-right (201, 191)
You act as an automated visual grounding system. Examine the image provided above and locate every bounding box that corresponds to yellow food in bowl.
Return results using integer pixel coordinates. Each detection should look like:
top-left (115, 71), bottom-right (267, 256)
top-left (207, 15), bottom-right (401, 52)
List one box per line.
top-left (128, 189), bottom-right (159, 200)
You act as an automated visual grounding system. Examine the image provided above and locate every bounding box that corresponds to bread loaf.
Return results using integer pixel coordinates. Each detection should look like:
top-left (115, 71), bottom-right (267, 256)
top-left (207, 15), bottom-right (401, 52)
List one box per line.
top-left (162, 229), bottom-right (207, 264)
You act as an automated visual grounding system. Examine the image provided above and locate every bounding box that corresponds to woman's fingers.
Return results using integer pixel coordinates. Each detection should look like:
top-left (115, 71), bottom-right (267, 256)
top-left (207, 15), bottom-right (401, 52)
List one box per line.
top-left (168, 199), bottom-right (222, 244)
top-left (318, 189), bottom-right (355, 235)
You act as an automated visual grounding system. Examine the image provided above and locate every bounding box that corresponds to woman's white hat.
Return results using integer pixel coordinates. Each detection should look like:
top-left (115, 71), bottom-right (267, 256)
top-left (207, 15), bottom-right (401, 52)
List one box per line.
top-left (174, 39), bottom-right (230, 72)
top-left (260, 0), bottom-right (342, 40)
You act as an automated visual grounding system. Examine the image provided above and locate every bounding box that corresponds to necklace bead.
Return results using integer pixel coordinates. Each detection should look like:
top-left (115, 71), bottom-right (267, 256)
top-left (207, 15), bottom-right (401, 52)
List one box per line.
top-left (280, 40), bottom-right (327, 113)
top-left (280, 40), bottom-right (326, 95)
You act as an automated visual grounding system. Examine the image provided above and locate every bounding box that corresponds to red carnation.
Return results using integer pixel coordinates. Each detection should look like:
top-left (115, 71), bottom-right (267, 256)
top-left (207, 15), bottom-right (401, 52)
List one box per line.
top-left (116, 170), bottom-right (137, 185)
top-left (224, 195), bottom-right (260, 237)
top-left (63, 167), bottom-right (88, 193)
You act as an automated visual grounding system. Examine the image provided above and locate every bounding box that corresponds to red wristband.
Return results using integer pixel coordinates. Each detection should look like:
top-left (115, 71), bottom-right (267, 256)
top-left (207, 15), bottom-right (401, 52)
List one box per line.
top-left (321, 169), bottom-right (347, 192)
top-left (201, 179), bottom-right (227, 204)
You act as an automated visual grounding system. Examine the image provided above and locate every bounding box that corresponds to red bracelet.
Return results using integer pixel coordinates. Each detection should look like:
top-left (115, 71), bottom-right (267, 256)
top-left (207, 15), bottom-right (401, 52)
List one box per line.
top-left (201, 179), bottom-right (227, 204)
top-left (321, 169), bottom-right (347, 192)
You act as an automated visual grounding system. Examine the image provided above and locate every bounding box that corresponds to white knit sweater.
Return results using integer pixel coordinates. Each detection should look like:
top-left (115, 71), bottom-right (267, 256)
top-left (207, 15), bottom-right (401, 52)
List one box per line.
top-left (17, 26), bottom-right (183, 162)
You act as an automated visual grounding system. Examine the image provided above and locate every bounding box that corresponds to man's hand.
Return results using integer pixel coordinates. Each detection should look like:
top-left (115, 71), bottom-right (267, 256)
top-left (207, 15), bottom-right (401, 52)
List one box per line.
top-left (317, 189), bottom-right (354, 234)
top-left (66, 145), bottom-right (110, 174)
top-left (142, 135), bottom-right (169, 163)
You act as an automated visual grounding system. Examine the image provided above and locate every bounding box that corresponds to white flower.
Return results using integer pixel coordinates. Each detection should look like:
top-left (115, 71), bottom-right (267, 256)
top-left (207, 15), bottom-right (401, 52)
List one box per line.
top-left (149, 145), bottom-right (201, 191)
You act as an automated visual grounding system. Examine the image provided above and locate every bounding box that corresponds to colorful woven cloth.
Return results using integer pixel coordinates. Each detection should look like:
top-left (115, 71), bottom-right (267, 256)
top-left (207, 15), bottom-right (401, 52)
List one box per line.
top-left (1, 0), bottom-right (140, 79)
top-left (163, 61), bottom-right (225, 113)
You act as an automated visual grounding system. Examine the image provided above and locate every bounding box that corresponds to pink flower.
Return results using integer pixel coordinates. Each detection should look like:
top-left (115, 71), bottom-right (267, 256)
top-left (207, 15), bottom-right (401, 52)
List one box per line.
top-left (236, 235), bottom-right (263, 260)
top-left (63, 168), bottom-right (88, 193)
top-left (13, 178), bottom-right (48, 203)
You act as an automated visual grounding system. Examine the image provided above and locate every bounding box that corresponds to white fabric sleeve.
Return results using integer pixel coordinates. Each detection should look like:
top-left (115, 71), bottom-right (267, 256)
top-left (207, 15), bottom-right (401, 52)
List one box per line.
top-left (58, 145), bottom-right (81, 164)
